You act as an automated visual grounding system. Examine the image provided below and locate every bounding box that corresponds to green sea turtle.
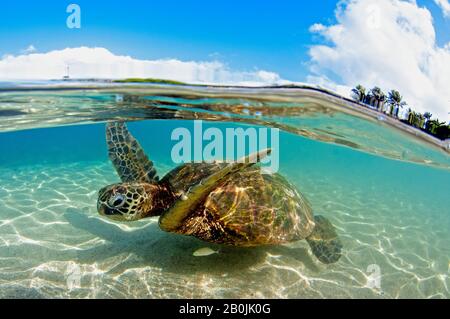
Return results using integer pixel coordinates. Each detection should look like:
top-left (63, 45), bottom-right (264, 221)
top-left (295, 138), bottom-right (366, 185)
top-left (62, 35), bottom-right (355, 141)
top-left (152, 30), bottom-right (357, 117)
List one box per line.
top-left (97, 122), bottom-right (342, 264)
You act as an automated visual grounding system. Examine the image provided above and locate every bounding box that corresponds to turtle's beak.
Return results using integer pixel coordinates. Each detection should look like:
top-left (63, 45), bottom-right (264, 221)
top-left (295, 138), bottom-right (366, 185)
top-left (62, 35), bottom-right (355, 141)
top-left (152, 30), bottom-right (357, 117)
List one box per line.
top-left (97, 202), bottom-right (106, 216)
top-left (97, 185), bottom-right (115, 217)
top-left (97, 201), bottom-right (116, 217)
top-left (97, 202), bottom-right (127, 221)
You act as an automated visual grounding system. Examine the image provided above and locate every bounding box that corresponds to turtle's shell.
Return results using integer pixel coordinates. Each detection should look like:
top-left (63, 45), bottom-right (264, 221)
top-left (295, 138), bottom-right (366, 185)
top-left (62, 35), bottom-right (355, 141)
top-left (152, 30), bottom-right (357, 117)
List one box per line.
top-left (162, 163), bottom-right (315, 246)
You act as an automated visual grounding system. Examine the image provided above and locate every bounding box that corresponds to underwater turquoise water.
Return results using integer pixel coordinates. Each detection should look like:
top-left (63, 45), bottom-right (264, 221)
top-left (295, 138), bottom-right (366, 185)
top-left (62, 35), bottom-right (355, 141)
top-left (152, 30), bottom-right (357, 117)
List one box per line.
top-left (0, 85), bottom-right (449, 298)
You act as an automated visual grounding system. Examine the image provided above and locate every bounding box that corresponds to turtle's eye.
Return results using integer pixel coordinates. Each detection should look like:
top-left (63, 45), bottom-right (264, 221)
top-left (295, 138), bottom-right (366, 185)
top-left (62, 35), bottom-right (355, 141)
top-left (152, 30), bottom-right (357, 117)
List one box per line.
top-left (109, 194), bottom-right (125, 207)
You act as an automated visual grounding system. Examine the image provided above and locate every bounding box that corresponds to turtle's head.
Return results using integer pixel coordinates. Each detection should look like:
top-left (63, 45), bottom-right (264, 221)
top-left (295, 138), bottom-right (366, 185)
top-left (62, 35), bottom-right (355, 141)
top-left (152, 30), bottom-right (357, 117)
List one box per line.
top-left (97, 183), bottom-right (161, 221)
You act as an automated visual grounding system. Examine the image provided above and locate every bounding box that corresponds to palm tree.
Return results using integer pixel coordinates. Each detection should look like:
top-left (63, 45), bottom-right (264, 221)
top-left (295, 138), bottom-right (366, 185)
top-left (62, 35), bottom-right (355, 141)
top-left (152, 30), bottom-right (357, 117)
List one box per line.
top-left (427, 119), bottom-right (446, 135)
top-left (379, 92), bottom-right (387, 112)
top-left (407, 111), bottom-right (422, 128)
top-left (351, 84), bottom-right (448, 137)
top-left (369, 87), bottom-right (386, 110)
top-left (387, 90), bottom-right (407, 118)
top-left (416, 113), bottom-right (425, 129)
top-left (406, 108), bottom-right (413, 123)
top-left (351, 85), bottom-right (366, 103)
top-left (423, 112), bottom-right (432, 130)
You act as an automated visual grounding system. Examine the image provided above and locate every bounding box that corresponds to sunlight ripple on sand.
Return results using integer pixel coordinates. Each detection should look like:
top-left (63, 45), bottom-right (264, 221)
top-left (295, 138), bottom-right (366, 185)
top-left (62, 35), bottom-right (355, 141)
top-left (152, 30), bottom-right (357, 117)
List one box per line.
top-left (0, 162), bottom-right (448, 298)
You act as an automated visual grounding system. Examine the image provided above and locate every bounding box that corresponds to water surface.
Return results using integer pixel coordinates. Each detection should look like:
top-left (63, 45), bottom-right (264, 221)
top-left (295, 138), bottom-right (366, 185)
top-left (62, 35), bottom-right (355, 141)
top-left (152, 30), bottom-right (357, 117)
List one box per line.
top-left (0, 84), bottom-right (449, 298)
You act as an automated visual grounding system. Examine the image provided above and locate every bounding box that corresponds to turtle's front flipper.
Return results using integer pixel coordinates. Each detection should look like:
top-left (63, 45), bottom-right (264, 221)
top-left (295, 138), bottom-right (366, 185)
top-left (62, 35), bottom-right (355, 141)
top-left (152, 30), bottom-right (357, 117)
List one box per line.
top-left (159, 148), bottom-right (271, 232)
top-left (106, 122), bottom-right (159, 183)
top-left (306, 215), bottom-right (342, 264)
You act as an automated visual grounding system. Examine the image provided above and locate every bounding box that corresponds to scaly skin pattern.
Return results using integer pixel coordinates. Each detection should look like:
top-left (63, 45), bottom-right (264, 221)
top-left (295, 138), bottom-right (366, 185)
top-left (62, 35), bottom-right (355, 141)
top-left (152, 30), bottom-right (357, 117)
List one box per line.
top-left (161, 162), bottom-right (228, 197)
top-left (101, 122), bottom-right (318, 248)
top-left (106, 122), bottom-right (158, 183)
top-left (165, 164), bottom-right (315, 246)
top-left (98, 182), bottom-right (173, 220)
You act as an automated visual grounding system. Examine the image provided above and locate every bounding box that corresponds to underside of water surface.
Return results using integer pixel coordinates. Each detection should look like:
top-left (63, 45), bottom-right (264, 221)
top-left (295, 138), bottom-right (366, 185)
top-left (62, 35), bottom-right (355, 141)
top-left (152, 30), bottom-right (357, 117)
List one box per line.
top-left (0, 83), bottom-right (449, 298)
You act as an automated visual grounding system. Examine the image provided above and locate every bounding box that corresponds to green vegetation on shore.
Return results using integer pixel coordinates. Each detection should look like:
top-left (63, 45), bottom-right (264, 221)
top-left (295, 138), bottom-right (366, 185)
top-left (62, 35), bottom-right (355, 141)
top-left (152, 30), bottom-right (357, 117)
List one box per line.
top-left (114, 78), bottom-right (187, 85)
top-left (351, 85), bottom-right (450, 141)
top-left (110, 78), bottom-right (449, 141)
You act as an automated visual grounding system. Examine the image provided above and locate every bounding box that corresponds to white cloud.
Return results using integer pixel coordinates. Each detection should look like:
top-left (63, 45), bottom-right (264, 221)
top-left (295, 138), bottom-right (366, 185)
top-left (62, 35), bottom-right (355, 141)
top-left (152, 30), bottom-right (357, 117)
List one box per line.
top-left (0, 47), bottom-right (284, 86)
top-left (435, 0), bottom-right (450, 17)
top-left (308, 0), bottom-right (450, 121)
top-left (20, 45), bottom-right (37, 54)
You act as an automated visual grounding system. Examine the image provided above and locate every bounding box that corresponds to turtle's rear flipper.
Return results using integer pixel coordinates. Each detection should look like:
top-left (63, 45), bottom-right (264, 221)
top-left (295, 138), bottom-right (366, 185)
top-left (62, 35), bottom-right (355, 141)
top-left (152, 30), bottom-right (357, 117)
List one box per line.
top-left (306, 215), bottom-right (342, 264)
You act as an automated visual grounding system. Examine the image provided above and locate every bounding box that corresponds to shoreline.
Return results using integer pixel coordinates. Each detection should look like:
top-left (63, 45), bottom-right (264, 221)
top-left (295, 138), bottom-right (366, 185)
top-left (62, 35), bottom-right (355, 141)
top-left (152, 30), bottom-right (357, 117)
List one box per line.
top-left (0, 80), bottom-right (449, 154)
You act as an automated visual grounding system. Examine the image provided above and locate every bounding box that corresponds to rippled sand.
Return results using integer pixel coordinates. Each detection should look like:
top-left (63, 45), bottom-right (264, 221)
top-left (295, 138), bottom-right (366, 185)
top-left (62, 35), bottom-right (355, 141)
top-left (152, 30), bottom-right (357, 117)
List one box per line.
top-left (1, 161), bottom-right (448, 299)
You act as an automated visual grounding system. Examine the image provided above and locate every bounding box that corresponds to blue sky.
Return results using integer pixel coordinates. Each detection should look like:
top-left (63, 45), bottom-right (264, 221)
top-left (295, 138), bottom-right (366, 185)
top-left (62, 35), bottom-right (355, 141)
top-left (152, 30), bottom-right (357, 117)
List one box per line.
top-left (0, 0), bottom-right (449, 118)
top-left (0, 1), bottom-right (339, 81)
top-left (0, 0), bottom-right (447, 81)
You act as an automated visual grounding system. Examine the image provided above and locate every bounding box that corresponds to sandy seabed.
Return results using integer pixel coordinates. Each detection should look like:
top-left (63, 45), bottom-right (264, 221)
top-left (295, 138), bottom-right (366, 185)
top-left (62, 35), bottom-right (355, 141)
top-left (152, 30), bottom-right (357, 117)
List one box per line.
top-left (0, 161), bottom-right (448, 299)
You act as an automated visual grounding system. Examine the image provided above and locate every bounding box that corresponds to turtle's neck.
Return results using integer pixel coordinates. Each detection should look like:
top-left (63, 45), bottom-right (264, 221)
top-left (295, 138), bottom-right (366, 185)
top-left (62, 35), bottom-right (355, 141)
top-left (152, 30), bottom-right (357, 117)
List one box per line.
top-left (143, 183), bottom-right (177, 217)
